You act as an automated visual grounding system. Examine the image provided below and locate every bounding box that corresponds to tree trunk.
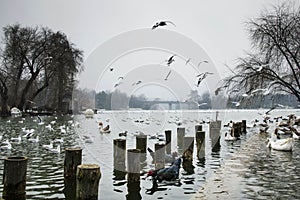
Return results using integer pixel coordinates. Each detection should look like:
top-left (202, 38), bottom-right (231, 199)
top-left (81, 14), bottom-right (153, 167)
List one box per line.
top-left (18, 70), bottom-right (39, 110)
top-left (0, 80), bottom-right (10, 117)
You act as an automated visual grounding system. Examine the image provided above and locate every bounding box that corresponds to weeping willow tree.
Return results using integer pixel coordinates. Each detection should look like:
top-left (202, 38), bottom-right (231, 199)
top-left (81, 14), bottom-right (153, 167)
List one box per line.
top-left (0, 24), bottom-right (83, 115)
top-left (218, 2), bottom-right (300, 103)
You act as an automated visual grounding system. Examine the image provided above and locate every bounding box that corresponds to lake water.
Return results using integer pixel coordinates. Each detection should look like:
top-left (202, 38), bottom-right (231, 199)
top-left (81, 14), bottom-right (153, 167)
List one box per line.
top-left (0, 109), bottom-right (299, 199)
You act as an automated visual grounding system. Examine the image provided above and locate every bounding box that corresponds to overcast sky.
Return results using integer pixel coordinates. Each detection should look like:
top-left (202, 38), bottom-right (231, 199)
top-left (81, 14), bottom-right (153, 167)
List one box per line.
top-left (0, 0), bottom-right (290, 100)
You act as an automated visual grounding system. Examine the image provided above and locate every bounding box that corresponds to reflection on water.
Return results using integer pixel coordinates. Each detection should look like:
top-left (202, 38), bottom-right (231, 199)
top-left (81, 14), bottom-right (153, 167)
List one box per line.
top-left (0, 109), bottom-right (299, 199)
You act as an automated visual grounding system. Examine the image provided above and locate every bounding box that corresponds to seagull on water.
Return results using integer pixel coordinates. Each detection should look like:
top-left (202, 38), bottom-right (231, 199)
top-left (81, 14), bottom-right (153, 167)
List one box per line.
top-left (152, 21), bottom-right (176, 30)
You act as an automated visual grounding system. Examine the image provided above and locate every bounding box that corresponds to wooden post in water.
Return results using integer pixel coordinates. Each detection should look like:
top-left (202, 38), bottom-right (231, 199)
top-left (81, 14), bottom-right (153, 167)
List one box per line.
top-left (76, 164), bottom-right (101, 200)
top-left (154, 143), bottom-right (165, 170)
top-left (210, 128), bottom-right (221, 152)
top-left (242, 120), bottom-right (247, 133)
top-left (2, 156), bottom-right (28, 200)
top-left (177, 127), bottom-right (185, 154)
top-left (195, 125), bottom-right (202, 133)
top-left (183, 136), bottom-right (194, 162)
top-left (64, 148), bottom-right (82, 200)
top-left (127, 149), bottom-right (141, 181)
top-left (136, 135), bottom-right (147, 163)
top-left (196, 131), bottom-right (205, 161)
top-left (126, 149), bottom-right (141, 200)
top-left (113, 139), bottom-right (126, 180)
top-left (165, 130), bottom-right (172, 155)
top-left (182, 137), bottom-right (194, 174)
top-left (233, 123), bottom-right (241, 138)
top-left (209, 121), bottom-right (221, 152)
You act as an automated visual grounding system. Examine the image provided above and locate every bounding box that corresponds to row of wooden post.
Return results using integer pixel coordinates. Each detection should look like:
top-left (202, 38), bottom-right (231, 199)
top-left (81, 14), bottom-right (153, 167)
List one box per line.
top-left (3, 119), bottom-right (242, 199)
top-left (2, 148), bottom-right (101, 200)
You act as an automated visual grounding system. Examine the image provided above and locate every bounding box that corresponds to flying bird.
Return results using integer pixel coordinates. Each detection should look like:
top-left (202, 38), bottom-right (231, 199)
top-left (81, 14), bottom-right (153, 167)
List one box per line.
top-left (152, 21), bottom-right (176, 30)
top-left (109, 67), bottom-right (114, 72)
top-left (114, 82), bottom-right (122, 88)
top-left (166, 54), bottom-right (176, 66)
top-left (196, 72), bottom-right (213, 87)
top-left (197, 60), bottom-right (208, 68)
top-left (185, 58), bottom-right (192, 65)
top-left (132, 80), bottom-right (142, 86)
top-left (164, 70), bottom-right (172, 80)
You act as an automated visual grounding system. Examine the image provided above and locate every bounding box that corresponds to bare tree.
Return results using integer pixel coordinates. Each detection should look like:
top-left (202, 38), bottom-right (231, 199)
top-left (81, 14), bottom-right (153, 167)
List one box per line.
top-left (0, 24), bottom-right (83, 114)
top-left (219, 2), bottom-right (300, 102)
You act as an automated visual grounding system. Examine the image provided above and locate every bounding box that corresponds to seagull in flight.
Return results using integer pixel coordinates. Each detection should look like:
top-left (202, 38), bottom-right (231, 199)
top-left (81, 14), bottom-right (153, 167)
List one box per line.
top-left (166, 54), bottom-right (176, 66)
top-left (197, 60), bottom-right (208, 68)
top-left (196, 72), bottom-right (213, 87)
top-left (152, 21), bottom-right (176, 30)
top-left (114, 82), bottom-right (122, 88)
top-left (165, 70), bottom-right (172, 80)
top-left (185, 58), bottom-right (192, 65)
top-left (132, 80), bottom-right (142, 86)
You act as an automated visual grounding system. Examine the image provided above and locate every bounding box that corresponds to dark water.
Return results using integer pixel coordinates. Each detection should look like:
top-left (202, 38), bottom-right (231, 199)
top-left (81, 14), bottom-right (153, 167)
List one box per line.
top-left (0, 109), bottom-right (299, 199)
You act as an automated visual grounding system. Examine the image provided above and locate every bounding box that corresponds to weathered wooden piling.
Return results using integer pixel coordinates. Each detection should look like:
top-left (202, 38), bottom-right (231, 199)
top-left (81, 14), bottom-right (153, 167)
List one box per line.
top-left (196, 131), bottom-right (205, 161)
top-left (242, 120), bottom-right (247, 133)
top-left (114, 139), bottom-right (126, 170)
top-left (177, 127), bottom-right (185, 153)
top-left (2, 156), bottom-right (28, 200)
top-left (126, 181), bottom-right (142, 200)
top-left (182, 137), bottom-right (195, 174)
top-left (233, 122), bottom-right (241, 138)
top-left (165, 130), bottom-right (172, 154)
top-left (64, 148), bottom-right (82, 200)
top-left (195, 125), bottom-right (202, 133)
top-left (209, 121), bottom-right (221, 136)
top-left (154, 143), bottom-right (165, 170)
top-left (209, 121), bottom-right (221, 153)
top-left (127, 149), bottom-right (141, 182)
top-left (76, 164), bottom-right (101, 200)
top-left (183, 137), bottom-right (194, 153)
top-left (136, 135), bottom-right (147, 163)
top-left (210, 128), bottom-right (221, 152)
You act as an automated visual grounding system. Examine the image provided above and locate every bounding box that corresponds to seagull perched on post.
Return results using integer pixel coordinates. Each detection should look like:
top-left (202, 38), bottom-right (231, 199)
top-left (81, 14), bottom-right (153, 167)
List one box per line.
top-left (152, 21), bottom-right (176, 30)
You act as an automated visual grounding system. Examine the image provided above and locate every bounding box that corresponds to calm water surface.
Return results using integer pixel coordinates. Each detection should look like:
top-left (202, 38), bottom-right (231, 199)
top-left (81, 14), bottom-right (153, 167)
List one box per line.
top-left (0, 109), bottom-right (299, 199)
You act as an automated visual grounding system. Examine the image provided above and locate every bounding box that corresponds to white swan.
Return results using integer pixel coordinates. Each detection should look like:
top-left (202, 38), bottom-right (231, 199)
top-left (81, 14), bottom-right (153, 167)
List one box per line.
top-left (267, 128), bottom-right (293, 151)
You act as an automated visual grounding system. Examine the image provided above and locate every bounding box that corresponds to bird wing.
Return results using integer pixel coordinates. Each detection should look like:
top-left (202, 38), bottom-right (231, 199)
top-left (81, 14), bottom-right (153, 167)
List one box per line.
top-left (165, 21), bottom-right (176, 27)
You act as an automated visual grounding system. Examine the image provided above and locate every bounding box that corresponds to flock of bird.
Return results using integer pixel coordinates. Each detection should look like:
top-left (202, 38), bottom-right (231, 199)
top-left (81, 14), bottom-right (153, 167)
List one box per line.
top-left (108, 20), bottom-right (213, 91)
top-left (224, 110), bottom-right (300, 151)
top-left (0, 116), bottom-right (80, 153)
